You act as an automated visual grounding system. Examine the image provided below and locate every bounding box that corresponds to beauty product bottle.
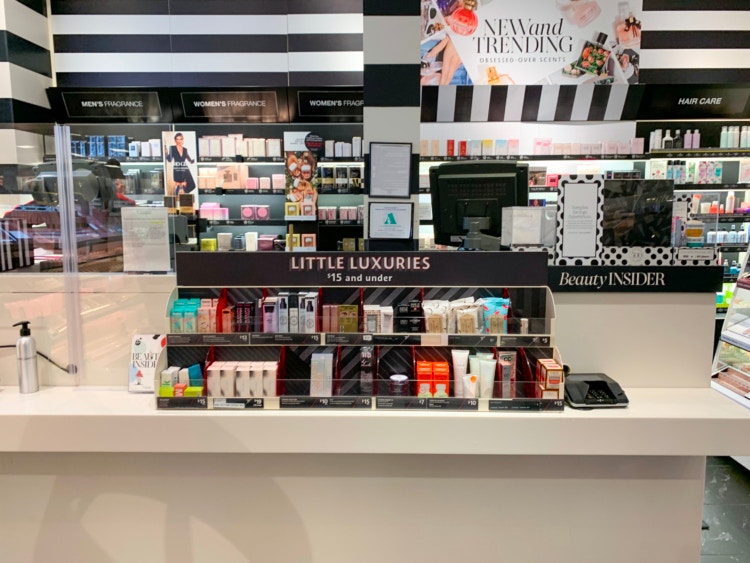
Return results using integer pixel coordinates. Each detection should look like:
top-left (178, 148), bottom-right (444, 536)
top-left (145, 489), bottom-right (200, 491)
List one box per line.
top-left (614, 2), bottom-right (641, 48)
top-left (666, 160), bottom-right (674, 180)
top-left (662, 130), bottom-right (673, 149)
top-left (13, 321), bottom-right (38, 394)
top-left (684, 130), bottom-right (693, 150)
top-left (728, 224), bottom-right (738, 243)
top-left (574, 32), bottom-right (612, 76)
top-left (673, 129), bottom-right (683, 149)
top-left (557, 0), bottom-right (602, 28)
top-left (724, 259), bottom-right (730, 275)
top-left (693, 129), bottom-right (701, 148)
top-left (734, 126), bottom-right (741, 148)
top-left (720, 126), bottom-right (729, 148)
top-left (726, 191), bottom-right (736, 215)
top-left (447, 0), bottom-right (478, 35)
top-left (741, 126), bottom-right (749, 149)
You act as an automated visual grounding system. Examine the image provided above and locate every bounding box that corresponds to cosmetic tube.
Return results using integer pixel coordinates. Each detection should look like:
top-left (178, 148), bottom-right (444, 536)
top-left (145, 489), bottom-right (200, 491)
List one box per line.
top-left (451, 349), bottom-right (469, 398)
top-left (463, 374), bottom-right (478, 399)
top-left (478, 358), bottom-right (497, 398)
top-left (469, 355), bottom-right (480, 379)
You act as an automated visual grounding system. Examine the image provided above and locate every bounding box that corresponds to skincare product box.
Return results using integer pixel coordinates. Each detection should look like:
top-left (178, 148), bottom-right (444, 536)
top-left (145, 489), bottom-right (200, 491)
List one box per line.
top-left (338, 304), bottom-right (359, 333)
top-left (310, 353), bottom-right (334, 397)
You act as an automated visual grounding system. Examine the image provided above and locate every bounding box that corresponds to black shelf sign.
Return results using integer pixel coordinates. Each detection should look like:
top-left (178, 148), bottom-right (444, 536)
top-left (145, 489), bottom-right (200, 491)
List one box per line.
top-left (296, 90), bottom-right (364, 119)
top-left (638, 85), bottom-right (750, 120)
top-left (488, 399), bottom-right (564, 412)
top-left (549, 266), bottom-right (723, 293)
top-left (181, 91), bottom-right (280, 120)
top-left (279, 396), bottom-right (372, 409)
top-left (59, 91), bottom-right (163, 120)
top-left (213, 398), bottom-right (264, 410)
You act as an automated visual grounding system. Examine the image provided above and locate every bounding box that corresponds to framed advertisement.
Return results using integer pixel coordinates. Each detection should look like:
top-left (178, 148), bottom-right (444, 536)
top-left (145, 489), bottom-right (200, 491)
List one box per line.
top-left (368, 202), bottom-right (414, 239)
top-left (368, 142), bottom-right (412, 198)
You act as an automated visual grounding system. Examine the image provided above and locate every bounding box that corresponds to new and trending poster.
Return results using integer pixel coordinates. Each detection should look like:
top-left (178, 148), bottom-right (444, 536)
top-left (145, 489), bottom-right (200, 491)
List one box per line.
top-left (162, 131), bottom-right (198, 197)
top-left (420, 0), bottom-right (642, 86)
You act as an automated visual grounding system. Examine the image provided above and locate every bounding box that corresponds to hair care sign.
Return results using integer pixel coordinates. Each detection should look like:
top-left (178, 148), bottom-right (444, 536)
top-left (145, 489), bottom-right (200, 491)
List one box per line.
top-left (420, 0), bottom-right (642, 86)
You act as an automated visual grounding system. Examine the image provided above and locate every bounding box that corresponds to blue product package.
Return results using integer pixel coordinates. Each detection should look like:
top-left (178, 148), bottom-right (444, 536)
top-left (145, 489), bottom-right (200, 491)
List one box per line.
top-left (187, 363), bottom-right (203, 387)
top-left (481, 298), bottom-right (511, 334)
top-left (97, 136), bottom-right (105, 158)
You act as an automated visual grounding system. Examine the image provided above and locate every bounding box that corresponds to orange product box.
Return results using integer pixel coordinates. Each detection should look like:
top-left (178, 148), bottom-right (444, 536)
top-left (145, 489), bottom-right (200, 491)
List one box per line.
top-left (416, 361), bottom-right (433, 397)
top-left (432, 361), bottom-right (451, 397)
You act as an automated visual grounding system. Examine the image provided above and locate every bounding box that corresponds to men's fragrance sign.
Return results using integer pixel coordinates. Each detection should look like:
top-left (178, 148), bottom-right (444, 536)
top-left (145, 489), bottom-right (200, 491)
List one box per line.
top-left (129, 334), bottom-right (166, 393)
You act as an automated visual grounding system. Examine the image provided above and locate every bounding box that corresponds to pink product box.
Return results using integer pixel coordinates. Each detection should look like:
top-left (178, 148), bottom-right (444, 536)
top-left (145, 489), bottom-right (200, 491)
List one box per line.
top-left (258, 235), bottom-right (276, 251)
top-left (259, 177), bottom-right (271, 190)
top-left (271, 174), bottom-right (285, 191)
top-left (318, 207), bottom-right (328, 220)
top-left (327, 207), bottom-right (337, 221)
top-left (247, 177), bottom-right (259, 190)
top-left (255, 205), bottom-right (270, 220)
top-left (241, 205), bottom-right (256, 220)
top-left (218, 207), bottom-right (229, 220)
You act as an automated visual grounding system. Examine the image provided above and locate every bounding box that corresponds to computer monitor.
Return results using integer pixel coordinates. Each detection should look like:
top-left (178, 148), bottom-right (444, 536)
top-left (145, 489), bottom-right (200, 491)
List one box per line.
top-left (429, 160), bottom-right (529, 249)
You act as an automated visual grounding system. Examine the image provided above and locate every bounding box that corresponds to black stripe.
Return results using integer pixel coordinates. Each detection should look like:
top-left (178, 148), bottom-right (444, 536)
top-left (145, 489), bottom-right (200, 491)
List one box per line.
top-left (587, 85), bottom-right (611, 121)
top-left (420, 86), bottom-right (439, 122)
top-left (487, 86), bottom-right (507, 121)
top-left (56, 72), bottom-right (289, 87)
top-left (289, 0), bottom-right (363, 14)
top-left (364, 65), bottom-right (420, 107)
top-left (642, 31), bottom-right (750, 49)
top-left (0, 32), bottom-right (51, 78)
top-left (169, 0), bottom-right (288, 15)
top-left (521, 85), bottom-right (542, 122)
top-left (172, 35), bottom-right (288, 53)
top-left (288, 34), bottom-right (363, 53)
top-left (50, 0), bottom-right (169, 15)
top-left (15, 0), bottom-right (47, 16)
top-left (620, 85), bottom-right (645, 120)
top-left (554, 85), bottom-right (576, 121)
top-left (453, 86), bottom-right (473, 122)
top-left (0, 99), bottom-right (52, 124)
top-left (643, 0), bottom-right (750, 10)
top-left (54, 34), bottom-right (172, 53)
top-left (289, 71), bottom-right (363, 86)
top-left (639, 68), bottom-right (750, 84)
top-left (364, 0), bottom-right (419, 16)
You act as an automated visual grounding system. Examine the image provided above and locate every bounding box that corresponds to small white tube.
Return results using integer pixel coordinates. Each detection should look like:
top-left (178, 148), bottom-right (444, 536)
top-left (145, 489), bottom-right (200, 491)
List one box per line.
top-left (463, 374), bottom-right (478, 399)
top-left (451, 349), bottom-right (469, 398)
top-left (478, 358), bottom-right (497, 398)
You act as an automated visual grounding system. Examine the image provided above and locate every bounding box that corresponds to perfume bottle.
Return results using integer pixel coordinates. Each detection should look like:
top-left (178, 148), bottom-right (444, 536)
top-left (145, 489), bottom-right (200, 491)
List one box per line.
top-left (673, 129), bottom-right (683, 149)
top-left (557, 0), bottom-right (602, 28)
top-left (574, 32), bottom-right (612, 76)
top-left (448, 0), bottom-right (479, 36)
top-left (436, 0), bottom-right (461, 17)
top-left (614, 2), bottom-right (641, 48)
top-left (662, 129), bottom-right (673, 149)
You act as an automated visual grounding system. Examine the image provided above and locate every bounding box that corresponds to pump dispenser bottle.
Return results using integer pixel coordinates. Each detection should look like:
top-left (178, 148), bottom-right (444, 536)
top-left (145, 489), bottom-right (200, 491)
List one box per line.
top-left (13, 321), bottom-right (39, 393)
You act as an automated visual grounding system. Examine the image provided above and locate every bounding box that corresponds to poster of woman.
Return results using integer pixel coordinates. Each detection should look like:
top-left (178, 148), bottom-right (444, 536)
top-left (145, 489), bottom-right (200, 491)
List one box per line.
top-left (162, 131), bottom-right (197, 197)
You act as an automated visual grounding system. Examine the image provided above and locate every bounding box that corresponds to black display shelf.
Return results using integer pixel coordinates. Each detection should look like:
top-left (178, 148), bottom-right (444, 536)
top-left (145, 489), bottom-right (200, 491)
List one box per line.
top-left (198, 188), bottom-right (285, 195)
top-left (197, 157), bottom-right (284, 163)
top-left (318, 188), bottom-right (364, 195)
top-left (419, 154), bottom-right (646, 163)
top-left (693, 214), bottom-right (750, 223)
top-left (716, 245), bottom-right (749, 253)
top-left (650, 149), bottom-right (750, 158)
top-left (319, 220), bottom-right (362, 227)
top-left (205, 219), bottom-right (286, 226)
top-left (317, 157), bottom-right (364, 163)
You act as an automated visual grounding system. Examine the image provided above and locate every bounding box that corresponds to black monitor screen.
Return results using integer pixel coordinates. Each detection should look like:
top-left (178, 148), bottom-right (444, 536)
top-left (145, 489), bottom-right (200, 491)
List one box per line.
top-left (430, 161), bottom-right (528, 247)
top-left (602, 179), bottom-right (674, 247)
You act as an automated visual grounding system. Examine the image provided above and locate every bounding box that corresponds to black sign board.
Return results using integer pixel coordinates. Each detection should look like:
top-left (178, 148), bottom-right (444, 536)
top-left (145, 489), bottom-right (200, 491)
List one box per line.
top-left (291, 88), bottom-right (364, 122)
top-left (549, 266), bottom-right (723, 293)
top-left (180, 91), bottom-right (280, 122)
top-left (638, 84), bottom-right (750, 120)
top-left (176, 251), bottom-right (548, 288)
top-left (48, 89), bottom-right (168, 122)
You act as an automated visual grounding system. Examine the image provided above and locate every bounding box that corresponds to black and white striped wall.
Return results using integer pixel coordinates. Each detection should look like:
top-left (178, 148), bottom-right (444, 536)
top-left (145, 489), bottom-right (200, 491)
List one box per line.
top-left (362, 0), bottom-right (421, 250)
top-left (640, 0), bottom-right (750, 84)
top-left (49, 0), bottom-right (363, 88)
top-left (0, 0), bottom-right (51, 168)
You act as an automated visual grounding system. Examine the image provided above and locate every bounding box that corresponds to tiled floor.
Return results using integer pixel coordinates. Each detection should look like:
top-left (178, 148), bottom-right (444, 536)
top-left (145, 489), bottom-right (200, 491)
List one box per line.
top-left (702, 457), bottom-right (750, 562)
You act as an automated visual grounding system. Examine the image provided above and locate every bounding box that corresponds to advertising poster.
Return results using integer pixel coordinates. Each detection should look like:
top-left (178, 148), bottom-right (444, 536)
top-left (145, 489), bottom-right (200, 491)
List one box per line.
top-left (162, 131), bottom-right (198, 197)
top-left (420, 0), bottom-right (642, 86)
top-left (283, 131), bottom-right (320, 214)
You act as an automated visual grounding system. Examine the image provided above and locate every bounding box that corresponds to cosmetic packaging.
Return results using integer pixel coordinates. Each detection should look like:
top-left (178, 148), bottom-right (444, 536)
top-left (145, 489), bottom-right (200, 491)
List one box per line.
top-left (14, 321), bottom-right (38, 394)
top-left (338, 304), bottom-right (359, 333)
top-left (574, 32), bottom-right (611, 76)
top-left (141, 141), bottom-right (152, 158)
top-left (416, 361), bottom-right (434, 398)
top-left (478, 358), bottom-right (497, 398)
top-left (363, 305), bottom-right (381, 333)
top-left (692, 129), bottom-right (701, 148)
top-left (497, 352), bottom-right (517, 398)
top-left (389, 374), bottom-right (410, 396)
top-left (469, 355), bottom-right (480, 379)
top-left (220, 362), bottom-right (236, 397)
top-left (207, 363), bottom-right (222, 396)
top-left (432, 362), bottom-right (450, 398)
top-left (721, 127), bottom-right (729, 148)
top-left (727, 191), bottom-right (736, 215)
top-left (360, 346), bottom-right (374, 395)
top-left (557, 0), bottom-right (601, 27)
top-left (614, 2), bottom-right (640, 48)
top-left (662, 130), bottom-right (673, 149)
top-left (221, 306), bottom-right (234, 334)
top-left (149, 139), bottom-right (162, 157)
top-left (462, 374), bottom-right (478, 398)
top-left (380, 306), bottom-right (394, 334)
top-left (263, 297), bottom-right (277, 333)
top-left (217, 232), bottom-right (232, 251)
top-left (277, 292), bottom-right (289, 333)
top-left (263, 361), bottom-right (278, 397)
top-left (288, 294), bottom-right (299, 333)
top-left (311, 353), bottom-right (334, 397)
top-left (304, 293), bottom-right (318, 333)
top-left (684, 130), bottom-right (693, 149)
top-left (673, 130), bottom-right (683, 149)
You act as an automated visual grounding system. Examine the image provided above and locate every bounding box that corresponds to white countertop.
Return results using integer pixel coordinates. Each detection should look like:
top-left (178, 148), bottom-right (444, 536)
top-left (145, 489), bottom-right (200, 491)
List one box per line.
top-left (1, 386), bottom-right (749, 455)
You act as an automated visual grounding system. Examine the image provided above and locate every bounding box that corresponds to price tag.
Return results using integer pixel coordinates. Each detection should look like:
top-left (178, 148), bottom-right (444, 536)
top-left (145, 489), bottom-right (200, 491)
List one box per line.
top-left (488, 399), bottom-right (564, 412)
top-left (427, 398), bottom-right (478, 411)
top-left (375, 397), bottom-right (428, 410)
top-left (157, 397), bottom-right (208, 409)
top-left (213, 398), bottom-right (264, 409)
top-left (279, 396), bottom-right (371, 409)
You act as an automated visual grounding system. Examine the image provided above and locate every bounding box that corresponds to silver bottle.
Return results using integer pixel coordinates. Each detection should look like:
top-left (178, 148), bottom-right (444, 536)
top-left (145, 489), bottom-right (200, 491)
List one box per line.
top-left (13, 321), bottom-right (39, 393)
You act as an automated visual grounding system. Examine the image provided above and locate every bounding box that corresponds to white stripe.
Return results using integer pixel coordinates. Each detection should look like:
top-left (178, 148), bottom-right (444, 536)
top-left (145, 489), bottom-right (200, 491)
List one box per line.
top-left (0, 129), bottom-right (43, 165)
top-left (436, 85), bottom-right (456, 122)
top-left (5, 63), bottom-right (52, 108)
top-left (504, 86), bottom-right (525, 121)
top-left (288, 14), bottom-right (363, 34)
top-left (604, 85), bottom-right (629, 121)
top-left (0, 4), bottom-right (5, 30)
top-left (364, 107), bottom-right (420, 147)
top-left (640, 49), bottom-right (750, 69)
top-left (470, 86), bottom-right (491, 122)
top-left (647, 11), bottom-right (750, 31)
top-left (54, 52), bottom-right (290, 73)
top-left (364, 16), bottom-right (419, 65)
top-left (4, 0), bottom-right (49, 49)
top-left (288, 52), bottom-right (362, 72)
top-left (537, 85), bottom-right (560, 122)
top-left (52, 14), bottom-right (288, 35)
top-left (570, 84), bottom-right (594, 121)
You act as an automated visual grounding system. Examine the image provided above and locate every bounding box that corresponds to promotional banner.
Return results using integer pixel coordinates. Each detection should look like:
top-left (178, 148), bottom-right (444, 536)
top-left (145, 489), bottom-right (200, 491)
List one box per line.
top-left (162, 131), bottom-right (198, 197)
top-left (420, 0), bottom-right (642, 86)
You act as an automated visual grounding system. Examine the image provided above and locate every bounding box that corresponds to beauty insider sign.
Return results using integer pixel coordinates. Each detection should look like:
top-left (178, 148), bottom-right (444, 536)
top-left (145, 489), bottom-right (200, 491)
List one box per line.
top-left (421, 0), bottom-right (643, 86)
